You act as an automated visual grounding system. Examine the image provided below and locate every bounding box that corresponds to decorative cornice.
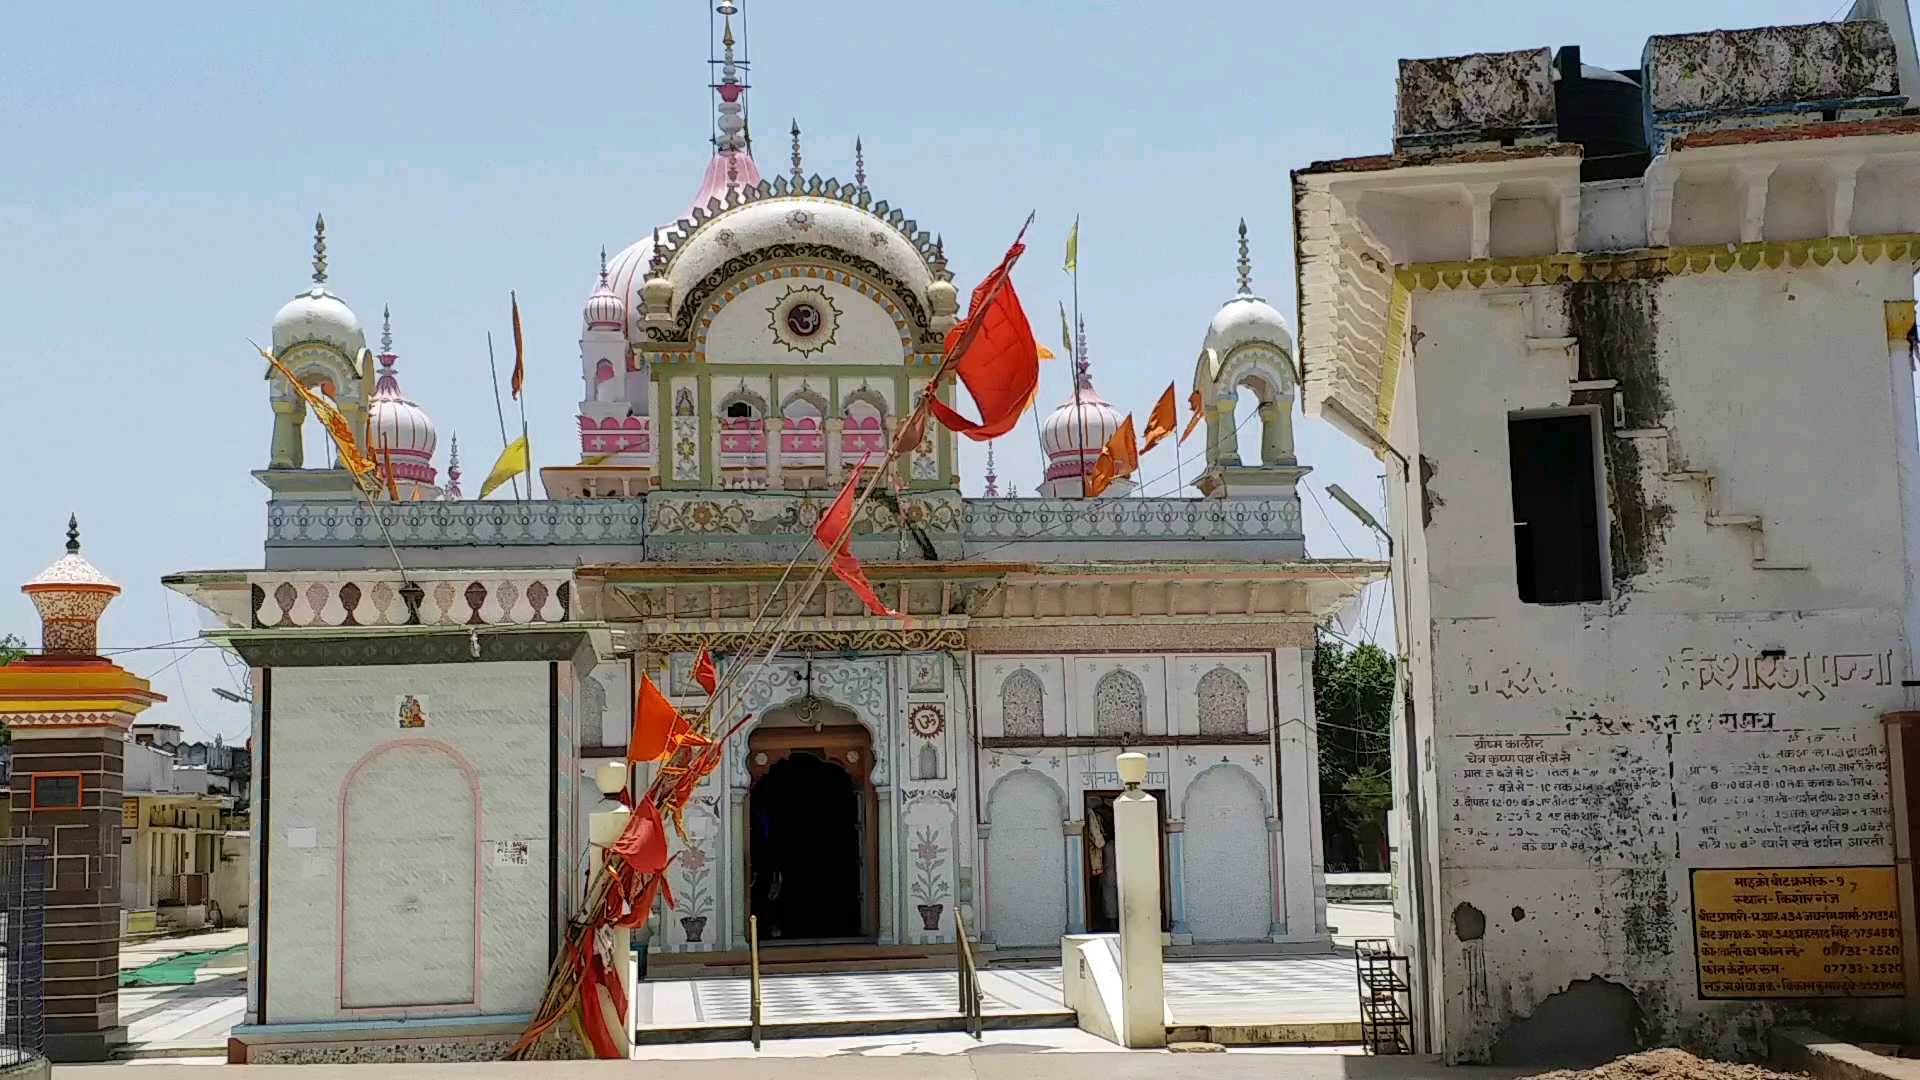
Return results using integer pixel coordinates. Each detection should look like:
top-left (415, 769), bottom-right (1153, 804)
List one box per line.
top-left (228, 629), bottom-right (592, 668)
top-left (644, 627), bottom-right (966, 653)
top-left (648, 179), bottom-right (942, 277)
top-left (1395, 233), bottom-right (1920, 292)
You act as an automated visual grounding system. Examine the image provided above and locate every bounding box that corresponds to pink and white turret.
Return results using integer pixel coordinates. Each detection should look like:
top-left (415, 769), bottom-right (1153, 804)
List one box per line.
top-left (367, 306), bottom-right (442, 500)
top-left (443, 433), bottom-right (463, 500)
top-left (1037, 317), bottom-right (1131, 498)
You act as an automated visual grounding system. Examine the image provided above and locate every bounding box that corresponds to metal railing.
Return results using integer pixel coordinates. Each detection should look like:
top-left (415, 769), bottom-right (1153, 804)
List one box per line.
top-left (954, 907), bottom-right (982, 1040)
top-left (748, 914), bottom-right (762, 1050)
top-left (0, 839), bottom-right (49, 1068)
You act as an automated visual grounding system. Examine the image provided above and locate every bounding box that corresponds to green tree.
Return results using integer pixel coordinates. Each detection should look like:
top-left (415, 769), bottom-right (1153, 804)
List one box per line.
top-left (1313, 633), bottom-right (1395, 870)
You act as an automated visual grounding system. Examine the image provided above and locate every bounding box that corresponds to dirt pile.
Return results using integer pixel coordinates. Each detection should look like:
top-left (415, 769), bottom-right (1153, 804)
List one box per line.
top-left (1525, 1049), bottom-right (1802, 1080)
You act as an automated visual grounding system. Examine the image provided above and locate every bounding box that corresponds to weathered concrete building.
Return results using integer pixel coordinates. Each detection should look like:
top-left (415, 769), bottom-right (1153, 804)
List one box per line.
top-left (1295, 1), bottom-right (1920, 1063)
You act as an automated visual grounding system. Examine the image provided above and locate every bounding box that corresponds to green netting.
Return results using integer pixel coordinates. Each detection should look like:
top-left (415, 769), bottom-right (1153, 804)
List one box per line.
top-left (118, 944), bottom-right (246, 987)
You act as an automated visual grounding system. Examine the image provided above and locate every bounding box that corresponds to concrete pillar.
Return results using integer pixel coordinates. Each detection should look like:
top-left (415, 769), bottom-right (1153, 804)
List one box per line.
top-left (824, 417), bottom-right (846, 484)
top-left (1065, 822), bottom-right (1087, 934)
top-left (587, 763), bottom-right (634, 1059)
top-left (1209, 400), bottom-right (1240, 467)
top-left (1276, 648), bottom-right (1323, 942)
top-left (764, 418), bottom-right (785, 489)
top-left (1165, 820), bottom-right (1190, 942)
top-left (1256, 400), bottom-right (1295, 466)
top-left (1, 518), bottom-right (164, 1062)
top-left (877, 787), bottom-right (897, 943)
top-left (1113, 752), bottom-right (1166, 1049)
top-left (268, 397), bottom-right (305, 469)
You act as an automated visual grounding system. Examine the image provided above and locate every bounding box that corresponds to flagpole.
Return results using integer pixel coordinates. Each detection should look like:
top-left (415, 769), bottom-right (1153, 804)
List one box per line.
top-left (1068, 215), bottom-right (1087, 499)
top-left (514, 291), bottom-right (532, 505)
top-left (485, 331), bottom-right (523, 499)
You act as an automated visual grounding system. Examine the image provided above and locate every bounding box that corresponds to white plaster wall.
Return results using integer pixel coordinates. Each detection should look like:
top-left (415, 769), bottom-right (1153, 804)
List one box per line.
top-left (1397, 259), bottom-right (1919, 1060)
top-left (976, 656), bottom-right (1067, 738)
top-left (266, 662), bottom-right (551, 1023)
top-left (985, 769), bottom-right (1068, 946)
top-left (1578, 180), bottom-right (1648, 253)
top-left (705, 277), bottom-right (906, 367)
top-left (1182, 764), bottom-right (1272, 941)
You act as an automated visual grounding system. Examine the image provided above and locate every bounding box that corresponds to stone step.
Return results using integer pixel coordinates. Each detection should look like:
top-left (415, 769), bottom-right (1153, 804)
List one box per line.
top-left (632, 1009), bottom-right (1078, 1045)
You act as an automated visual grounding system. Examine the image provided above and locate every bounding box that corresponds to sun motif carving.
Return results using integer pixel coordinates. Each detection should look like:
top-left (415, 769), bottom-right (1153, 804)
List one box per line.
top-left (767, 284), bottom-right (840, 356)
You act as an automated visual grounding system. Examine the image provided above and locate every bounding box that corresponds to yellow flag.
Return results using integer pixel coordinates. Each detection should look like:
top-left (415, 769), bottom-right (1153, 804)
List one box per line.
top-left (480, 435), bottom-right (530, 499)
top-left (1063, 217), bottom-right (1078, 273)
top-left (1059, 301), bottom-right (1072, 359)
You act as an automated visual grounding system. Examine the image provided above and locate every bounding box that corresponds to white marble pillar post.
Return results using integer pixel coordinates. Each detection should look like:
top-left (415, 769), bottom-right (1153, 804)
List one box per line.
top-left (1275, 648), bottom-right (1322, 941)
top-left (825, 417), bottom-right (846, 484)
top-left (764, 418), bottom-right (785, 490)
top-left (1113, 752), bottom-right (1166, 1049)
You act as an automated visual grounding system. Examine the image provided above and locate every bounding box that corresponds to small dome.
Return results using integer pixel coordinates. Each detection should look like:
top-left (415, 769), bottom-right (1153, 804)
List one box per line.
top-left (272, 286), bottom-right (365, 354)
top-left (1040, 377), bottom-right (1124, 482)
top-left (366, 310), bottom-right (438, 489)
top-left (584, 249), bottom-right (628, 331)
top-left (1204, 294), bottom-right (1294, 358)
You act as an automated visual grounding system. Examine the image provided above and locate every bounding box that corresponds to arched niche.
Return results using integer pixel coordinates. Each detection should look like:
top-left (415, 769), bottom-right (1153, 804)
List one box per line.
top-left (1195, 343), bottom-right (1297, 469)
top-left (984, 768), bottom-right (1068, 946)
top-left (267, 343), bottom-right (370, 470)
top-left (1179, 762), bottom-right (1272, 942)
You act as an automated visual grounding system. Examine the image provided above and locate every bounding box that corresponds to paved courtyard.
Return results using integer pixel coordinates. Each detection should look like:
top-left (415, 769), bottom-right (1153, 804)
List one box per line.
top-left (639, 953), bottom-right (1360, 1031)
top-left (117, 928), bottom-right (248, 1051)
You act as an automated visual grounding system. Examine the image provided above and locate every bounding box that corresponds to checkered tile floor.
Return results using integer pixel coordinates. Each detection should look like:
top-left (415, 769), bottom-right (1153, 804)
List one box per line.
top-left (638, 955), bottom-right (1360, 1029)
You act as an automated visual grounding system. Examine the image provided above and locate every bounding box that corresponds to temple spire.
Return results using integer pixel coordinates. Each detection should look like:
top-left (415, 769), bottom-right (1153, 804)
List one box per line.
top-left (65, 513), bottom-right (80, 555)
top-left (312, 213), bottom-right (328, 285)
top-left (983, 441), bottom-right (999, 497)
top-left (790, 119), bottom-right (804, 184)
top-left (854, 136), bottom-right (867, 192)
top-left (380, 304), bottom-right (394, 354)
top-left (598, 246), bottom-right (609, 286)
top-left (445, 434), bottom-right (463, 500)
top-left (1236, 218), bottom-right (1253, 296)
top-left (710, 1), bottom-right (749, 153)
top-left (1075, 313), bottom-right (1092, 388)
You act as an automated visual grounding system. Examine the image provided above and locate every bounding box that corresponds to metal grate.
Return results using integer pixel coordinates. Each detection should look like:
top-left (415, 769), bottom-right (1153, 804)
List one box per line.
top-left (0, 839), bottom-right (48, 1068)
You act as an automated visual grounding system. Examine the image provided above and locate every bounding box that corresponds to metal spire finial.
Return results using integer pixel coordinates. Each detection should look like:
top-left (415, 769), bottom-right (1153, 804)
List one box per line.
top-left (65, 513), bottom-right (80, 554)
top-left (1236, 218), bottom-right (1252, 296)
top-left (312, 213), bottom-right (328, 285)
top-left (1075, 313), bottom-right (1091, 387)
top-left (790, 119), bottom-right (803, 184)
top-left (598, 246), bottom-right (609, 286)
top-left (380, 304), bottom-right (393, 353)
top-left (983, 440), bottom-right (999, 497)
top-left (854, 136), bottom-right (867, 192)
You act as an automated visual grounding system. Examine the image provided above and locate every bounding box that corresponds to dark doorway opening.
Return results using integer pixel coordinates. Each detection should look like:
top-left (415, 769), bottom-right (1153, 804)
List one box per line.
top-left (1508, 412), bottom-right (1606, 604)
top-left (1081, 790), bottom-right (1171, 933)
top-left (748, 751), bottom-right (863, 941)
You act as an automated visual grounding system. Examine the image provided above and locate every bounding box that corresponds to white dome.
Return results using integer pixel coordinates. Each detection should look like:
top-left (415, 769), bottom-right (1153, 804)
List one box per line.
top-left (584, 276), bottom-right (627, 332)
top-left (1040, 378), bottom-right (1124, 483)
top-left (1204, 294), bottom-right (1294, 357)
top-left (272, 286), bottom-right (365, 354)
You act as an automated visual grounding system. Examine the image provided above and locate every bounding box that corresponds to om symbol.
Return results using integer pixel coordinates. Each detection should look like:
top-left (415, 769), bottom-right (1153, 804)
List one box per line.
top-left (785, 303), bottom-right (821, 337)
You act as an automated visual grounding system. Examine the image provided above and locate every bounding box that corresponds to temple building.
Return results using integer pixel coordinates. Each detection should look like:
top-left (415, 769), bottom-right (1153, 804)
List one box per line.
top-left (162, 2), bottom-right (1380, 1062)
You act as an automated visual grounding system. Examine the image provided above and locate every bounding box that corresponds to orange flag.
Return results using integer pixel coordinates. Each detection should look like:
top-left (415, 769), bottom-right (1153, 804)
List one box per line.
top-left (926, 240), bottom-right (1038, 441)
top-left (380, 436), bottom-right (401, 501)
top-left (1179, 388), bottom-right (1205, 445)
top-left (628, 673), bottom-right (682, 765)
top-left (509, 291), bottom-right (526, 400)
top-left (692, 648), bottom-right (718, 695)
top-left (1085, 414), bottom-right (1139, 498)
top-left (255, 342), bottom-right (378, 485)
top-left (1142, 382), bottom-right (1177, 454)
top-left (812, 453), bottom-right (899, 617)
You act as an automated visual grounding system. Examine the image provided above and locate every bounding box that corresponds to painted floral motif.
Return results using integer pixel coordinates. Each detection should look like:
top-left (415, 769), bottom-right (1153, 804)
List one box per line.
top-left (677, 837), bottom-right (713, 942)
top-left (907, 653), bottom-right (945, 694)
top-left (910, 825), bottom-right (950, 930)
top-left (1197, 666), bottom-right (1250, 736)
top-left (1094, 669), bottom-right (1146, 739)
top-left (1000, 668), bottom-right (1044, 738)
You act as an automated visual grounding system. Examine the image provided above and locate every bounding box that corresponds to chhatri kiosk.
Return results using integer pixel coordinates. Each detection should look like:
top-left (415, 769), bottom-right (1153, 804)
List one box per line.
top-left (164, 4), bottom-right (1380, 1062)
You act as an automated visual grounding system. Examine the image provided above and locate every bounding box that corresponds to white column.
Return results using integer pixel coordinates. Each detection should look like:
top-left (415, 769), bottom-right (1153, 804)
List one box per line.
top-left (588, 763), bottom-right (635, 1059)
top-left (825, 417), bottom-right (846, 484)
top-left (1275, 647), bottom-right (1322, 941)
top-left (765, 418), bottom-right (785, 490)
top-left (1113, 752), bottom-right (1166, 1049)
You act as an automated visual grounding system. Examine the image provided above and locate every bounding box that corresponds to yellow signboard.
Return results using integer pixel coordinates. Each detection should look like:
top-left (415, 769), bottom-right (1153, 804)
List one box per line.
top-left (1692, 866), bottom-right (1903, 999)
top-left (122, 798), bottom-right (139, 827)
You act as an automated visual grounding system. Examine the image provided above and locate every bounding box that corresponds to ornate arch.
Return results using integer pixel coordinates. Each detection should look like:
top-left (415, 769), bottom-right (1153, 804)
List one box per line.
top-left (982, 766), bottom-right (1068, 826)
top-left (842, 384), bottom-right (889, 420)
top-left (1179, 760), bottom-right (1274, 820)
top-left (717, 384), bottom-right (768, 418)
top-left (728, 658), bottom-right (890, 787)
top-left (1093, 669), bottom-right (1146, 739)
top-left (780, 384), bottom-right (830, 417)
top-left (665, 247), bottom-right (938, 350)
top-left (999, 667), bottom-right (1045, 738)
top-left (1216, 344), bottom-right (1296, 406)
top-left (1196, 666), bottom-right (1251, 736)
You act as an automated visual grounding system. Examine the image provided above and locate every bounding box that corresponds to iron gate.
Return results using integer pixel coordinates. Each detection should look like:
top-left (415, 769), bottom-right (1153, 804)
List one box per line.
top-left (0, 838), bottom-right (48, 1067)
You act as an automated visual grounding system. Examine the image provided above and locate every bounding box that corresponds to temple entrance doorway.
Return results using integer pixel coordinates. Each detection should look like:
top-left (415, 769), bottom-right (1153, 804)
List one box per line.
top-left (746, 714), bottom-right (877, 943)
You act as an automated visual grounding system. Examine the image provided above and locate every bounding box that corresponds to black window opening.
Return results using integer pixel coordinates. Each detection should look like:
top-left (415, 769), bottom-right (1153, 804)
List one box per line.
top-left (1508, 413), bottom-right (1605, 604)
top-left (725, 401), bottom-right (757, 420)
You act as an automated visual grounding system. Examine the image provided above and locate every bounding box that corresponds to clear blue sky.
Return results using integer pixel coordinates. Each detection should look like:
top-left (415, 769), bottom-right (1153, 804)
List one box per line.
top-left (0, 0), bottom-right (1828, 738)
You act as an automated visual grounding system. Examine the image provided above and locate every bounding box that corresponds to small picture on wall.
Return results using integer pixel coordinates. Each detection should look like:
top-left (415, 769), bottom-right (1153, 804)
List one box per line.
top-left (908, 654), bottom-right (945, 694)
top-left (396, 694), bottom-right (429, 729)
top-left (491, 839), bottom-right (531, 868)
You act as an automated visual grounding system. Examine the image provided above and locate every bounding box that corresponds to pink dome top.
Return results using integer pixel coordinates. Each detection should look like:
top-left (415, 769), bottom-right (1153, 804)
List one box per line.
top-left (366, 311), bottom-right (438, 485)
top-left (583, 250), bottom-right (627, 331)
